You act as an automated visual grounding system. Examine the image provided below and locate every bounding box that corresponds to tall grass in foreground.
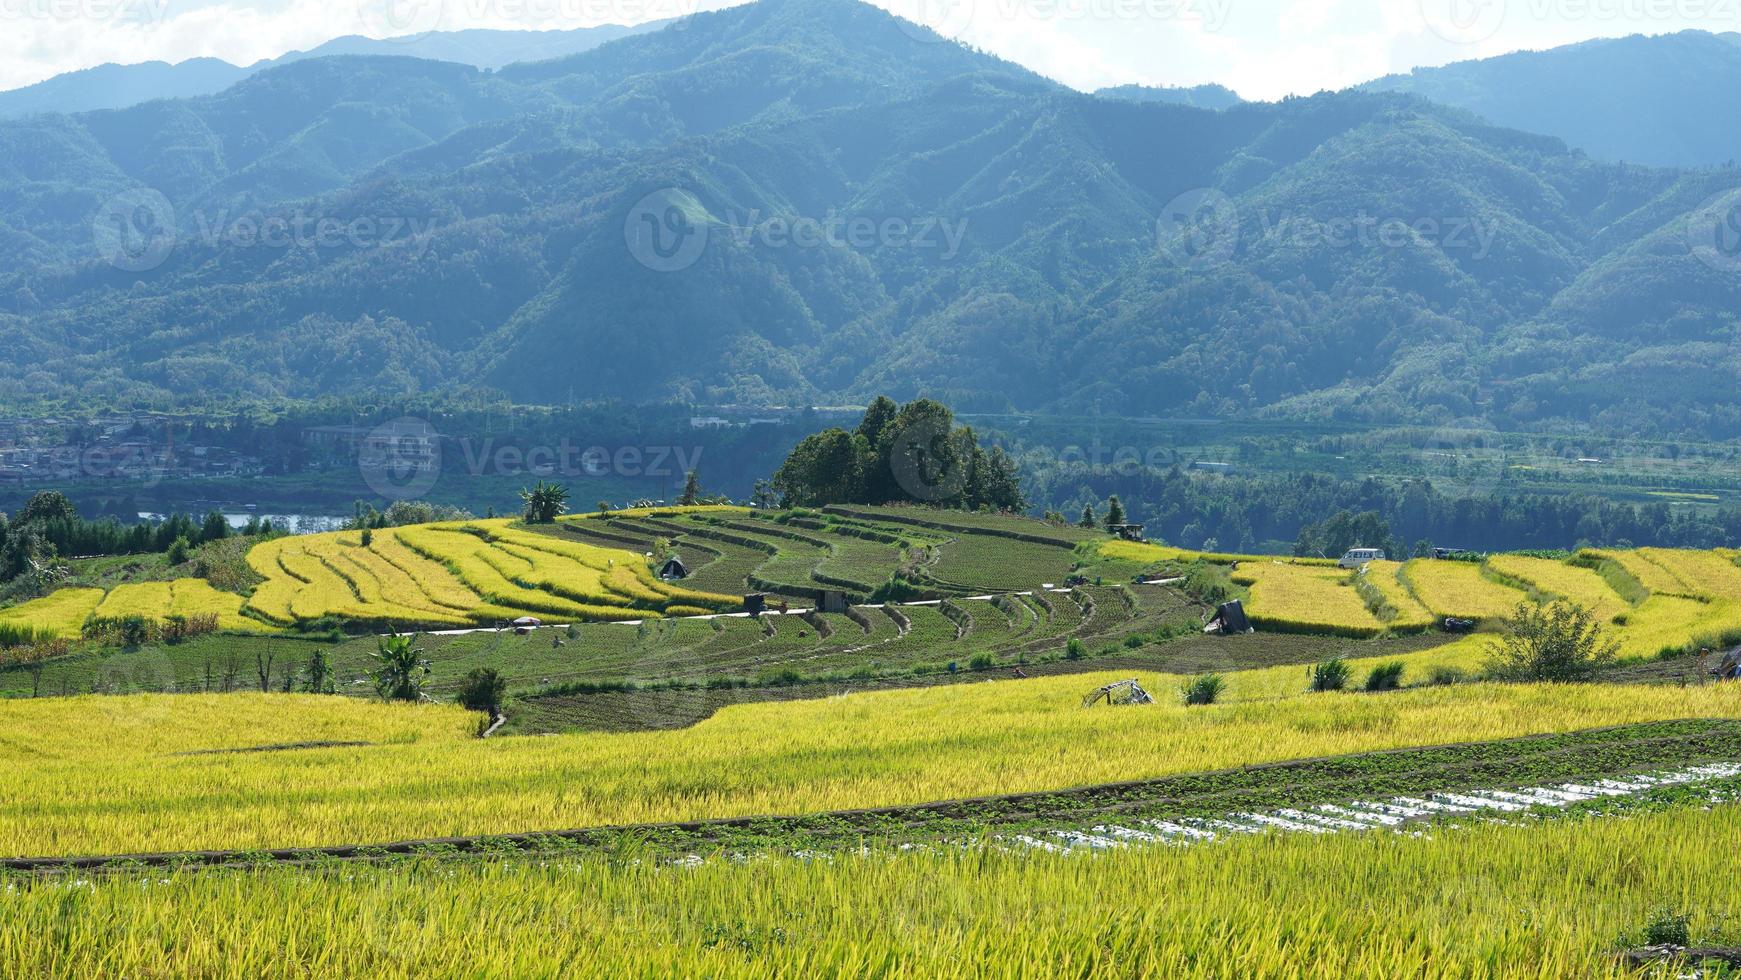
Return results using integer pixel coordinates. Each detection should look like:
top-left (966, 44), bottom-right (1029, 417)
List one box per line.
top-left (2, 804), bottom-right (1734, 978)
top-left (6, 680), bottom-right (1741, 857)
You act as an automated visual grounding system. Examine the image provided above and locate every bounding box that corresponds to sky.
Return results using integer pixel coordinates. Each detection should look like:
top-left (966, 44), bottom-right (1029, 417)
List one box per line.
top-left (1, 0), bottom-right (1739, 96)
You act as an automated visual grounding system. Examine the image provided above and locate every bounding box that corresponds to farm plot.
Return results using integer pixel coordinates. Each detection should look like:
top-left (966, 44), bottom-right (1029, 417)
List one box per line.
top-left (1399, 559), bottom-right (1529, 620)
top-left (1635, 548), bottom-right (1741, 602)
top-left (1357, 561), bottom-right (1436, 631)
top-left (9, 800), bottom-right (1740, 979)
top-left (235, 513), bottom-right (744, 630)
top-left (1486, 555), bottom-right (1631, 621)
top-left (1231, 562), bottom-right (1383, 637)
top-left (0, 588), bottom-right (105, 641)
top-left (926, 535), bottom-right (1078, 593)
top-left (94, 579), bottom-right (263, 632)
top-left (12, 676), bottom-right (1740, 858)
top-left (1589, 549), bottom-right (1697, 598)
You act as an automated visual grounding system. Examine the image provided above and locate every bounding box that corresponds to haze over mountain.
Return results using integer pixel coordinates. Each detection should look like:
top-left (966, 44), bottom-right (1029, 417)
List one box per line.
top-left (0, 22), bottom-right (667, 120)
top-left (1, 0), bottom-right (1740, 439)
top-left (1361, 30), bottom-right (1741, 168)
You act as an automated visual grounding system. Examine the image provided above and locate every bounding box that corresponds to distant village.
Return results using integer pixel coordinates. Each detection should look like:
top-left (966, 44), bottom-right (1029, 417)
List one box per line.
top-left (0, 415), bottom-right (262, 487)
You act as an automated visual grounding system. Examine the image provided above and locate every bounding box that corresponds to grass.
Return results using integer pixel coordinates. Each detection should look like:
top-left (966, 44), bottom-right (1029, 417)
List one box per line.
top-left (6, 674), bottom-right (1741, 857)
top-left (3, 794), bottom-right (1739, 976)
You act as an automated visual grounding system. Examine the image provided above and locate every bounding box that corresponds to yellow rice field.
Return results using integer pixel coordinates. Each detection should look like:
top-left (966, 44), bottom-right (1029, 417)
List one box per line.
top-left (91, 578), bottom-right (263, 632)
top-left (1358, 560), bottom-right (1436, 630)
top-left (1097, 539), bottom-right (1341, 568)
top-left (0, 587), bottom-right (105, 640)
top-left (3, 803), bottom-right (1732, 978)
top-left (5, 676), bottom-right (1738, 857)
top-left (1398, 558), bottom-right (1529, 620)
top-left (245, 519), bottom-right (740, 627)
top-left (1636, 547), bottom-right (1741, 601)
top-left (1230, 562), bottom-right (1381, 636)
top-left (1486, 555), bottom-right (1631, 621)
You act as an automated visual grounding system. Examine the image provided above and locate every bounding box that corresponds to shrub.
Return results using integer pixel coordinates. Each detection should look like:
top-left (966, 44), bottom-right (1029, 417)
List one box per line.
top-left (1426, 665), bottom-right (1467, 686)
top-left (165, 536), bottom-right (191, 566)
top-left (1065, 638), bottom-right (1085, 661)
top-left (1308, 658), bottom-right (1351, 692)
top-left (1180, 560), bottom-right (1231, 605)
top-left (457, 667), bottom-right (507, 715)
top-left (968, 654), bottom-right (995, 671)
top-left (1641, 907), bottom-right (1691, 947)
top-left (0, 623), bottom-right (53, 648)
top-left (1363, 661), bottom-right (1406, 692)
top-left (1181, 674), bottom-right (1224, 706)
top-left (1487, 601), bottom-right (1619, 682)
top-left (1122, 634), bottom-right (1145, 649)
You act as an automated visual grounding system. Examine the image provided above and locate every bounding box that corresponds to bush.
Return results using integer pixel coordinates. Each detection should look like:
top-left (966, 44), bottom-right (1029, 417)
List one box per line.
top-left (165, 536), bottom-right (191, 565)
top-left (1180, 560), bottom-right (1231, 605)
top-left (1363, 661), bottom-right (1406, 692)
top-left (1065, 638), bottom-right (1085, 660)
top-left (1426, 665), bottom-right (1467, 686)
top-left (968, 654), bottom-right (995, 670)
top-left (1641, 907), bottom-right (1691, 947)
top-left (1122, 634), bottom-right (1145, 649)
top-left (456, 667), bottom-right (507, 714)
top-left (1308, 658), bottom-right (1351, 692)
top-left (1181, 674), bottom-right (1224, 706)
top-left (1487, 601), bottom-right (1619, 682)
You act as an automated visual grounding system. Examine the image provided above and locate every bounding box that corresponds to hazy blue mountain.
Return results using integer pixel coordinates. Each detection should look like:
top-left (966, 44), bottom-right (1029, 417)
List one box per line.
top-left (1094, 83), bottom-right (1243, 110)
top-left (0, 22), bottom-right (669, 120)
top-left (1, 0), bottom-right (1739, 439)
top-left (1360, 31), bottom-right (1741, 167)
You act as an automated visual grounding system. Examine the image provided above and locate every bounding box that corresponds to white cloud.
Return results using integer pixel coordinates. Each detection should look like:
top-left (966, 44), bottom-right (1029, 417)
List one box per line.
top-left (4, 0), bottom-right (1741, 96)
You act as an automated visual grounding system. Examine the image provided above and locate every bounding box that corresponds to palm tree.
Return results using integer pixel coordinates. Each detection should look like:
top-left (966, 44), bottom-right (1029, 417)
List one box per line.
top-left (520, 481), bottom-right (570, 524)
top-left (370, 634), bottom-right (430, 701)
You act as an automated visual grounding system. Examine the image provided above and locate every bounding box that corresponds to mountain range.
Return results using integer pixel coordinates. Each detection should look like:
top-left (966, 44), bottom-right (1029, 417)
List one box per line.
top-left (0, 22), bottom-right (668, 120)
top-left (2, 0), bottom-right (1740, 439)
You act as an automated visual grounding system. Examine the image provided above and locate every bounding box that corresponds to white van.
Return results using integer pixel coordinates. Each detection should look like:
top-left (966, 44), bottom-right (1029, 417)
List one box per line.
top-left (1339, 547), bottom-right (1385, 569)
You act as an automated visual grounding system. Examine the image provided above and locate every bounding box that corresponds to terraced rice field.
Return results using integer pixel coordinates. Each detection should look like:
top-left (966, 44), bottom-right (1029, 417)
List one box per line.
top-left (1633, 548), bottom-right (1741, 601)
top-left (11, 674), bottom-right (1737, 857)
top-left (1230, 562), bottom-right (1381, 637)
top-left (93, 579), bottom-right (264, 632)
top-left (0, 587), bottom-right (104, 641)
top-left (7, 800), bottom-right (1740, 978)
top-left (1397, 559), bottom-right (1529, 620)
top-left (1485, 555), bottom-right (1631, 621)
top-left (1358, 561), bottom-right (1436, 630)
top-left (244, 519), bottom-right (741, 627)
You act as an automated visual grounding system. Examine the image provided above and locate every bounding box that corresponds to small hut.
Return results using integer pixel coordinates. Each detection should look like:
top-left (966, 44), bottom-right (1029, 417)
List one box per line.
top-left (658, 555), bottom-right (689, 580)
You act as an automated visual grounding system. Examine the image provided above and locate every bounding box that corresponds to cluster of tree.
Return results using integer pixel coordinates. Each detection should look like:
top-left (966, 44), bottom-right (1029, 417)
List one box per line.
top-left (1028, 468), bottom-right (1741, 554)
top-left (347, 499), bottom-right (472, 530)
top-left (771, 398), bottom-right (1024, 512)
top-left (0, 490), bottom-right (278, 587)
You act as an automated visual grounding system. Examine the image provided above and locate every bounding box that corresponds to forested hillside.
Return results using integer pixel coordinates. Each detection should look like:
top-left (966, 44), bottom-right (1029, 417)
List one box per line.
top-left (2, 0), bottom-right (1740, 439)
